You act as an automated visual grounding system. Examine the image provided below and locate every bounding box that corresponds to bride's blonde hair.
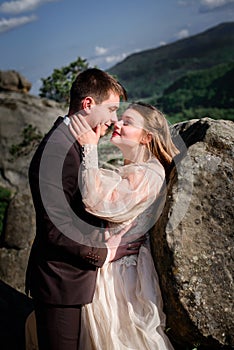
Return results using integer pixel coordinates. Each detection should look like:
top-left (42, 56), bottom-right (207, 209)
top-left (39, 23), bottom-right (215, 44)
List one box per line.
top-left (128, 102), bottom-right (179, 175)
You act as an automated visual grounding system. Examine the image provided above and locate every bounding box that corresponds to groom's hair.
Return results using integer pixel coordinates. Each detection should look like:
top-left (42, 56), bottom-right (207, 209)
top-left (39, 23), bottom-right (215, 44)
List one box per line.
top-left (68, 68), bottom-right (127, 115)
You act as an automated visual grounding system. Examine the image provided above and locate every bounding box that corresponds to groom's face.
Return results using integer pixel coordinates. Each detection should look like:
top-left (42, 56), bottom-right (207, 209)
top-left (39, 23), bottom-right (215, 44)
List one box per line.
top-left (85, 92), bottom-right (120, 136)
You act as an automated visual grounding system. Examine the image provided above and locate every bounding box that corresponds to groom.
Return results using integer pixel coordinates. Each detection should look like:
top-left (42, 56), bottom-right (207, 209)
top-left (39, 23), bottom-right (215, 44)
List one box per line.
top-left (25, 68), bottom-right (144, 350)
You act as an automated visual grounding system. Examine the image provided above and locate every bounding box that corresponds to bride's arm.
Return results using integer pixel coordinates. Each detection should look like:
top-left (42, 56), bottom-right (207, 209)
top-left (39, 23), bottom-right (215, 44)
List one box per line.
top-left (79, 144), bottom-right (165, 223)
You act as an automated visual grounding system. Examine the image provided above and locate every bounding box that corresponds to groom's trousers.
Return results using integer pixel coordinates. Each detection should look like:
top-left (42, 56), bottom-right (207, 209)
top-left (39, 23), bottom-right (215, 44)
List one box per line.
top-left (34, 299), bottom-right (82, 350)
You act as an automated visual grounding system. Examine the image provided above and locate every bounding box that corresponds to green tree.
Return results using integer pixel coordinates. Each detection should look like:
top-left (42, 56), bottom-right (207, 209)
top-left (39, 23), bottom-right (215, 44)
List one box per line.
top-left (39, 57), bottom-right (90, 104)
top-left (9, 124), bottom-right (43, 159)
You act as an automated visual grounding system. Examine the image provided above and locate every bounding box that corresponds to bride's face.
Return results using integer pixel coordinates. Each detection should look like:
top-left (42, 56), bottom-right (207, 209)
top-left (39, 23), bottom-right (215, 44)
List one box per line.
top-left (110, 108), bottom-right (145, 147)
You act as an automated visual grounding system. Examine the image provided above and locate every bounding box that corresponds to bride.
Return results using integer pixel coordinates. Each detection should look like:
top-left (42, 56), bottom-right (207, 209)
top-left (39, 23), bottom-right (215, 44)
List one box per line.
top-left (70, 102), bottom-right (178, 350)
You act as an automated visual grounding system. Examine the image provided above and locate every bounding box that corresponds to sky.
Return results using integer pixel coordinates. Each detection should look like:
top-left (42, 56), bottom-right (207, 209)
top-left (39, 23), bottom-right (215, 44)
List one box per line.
top-left (0, 0), bottom-right (234, 95)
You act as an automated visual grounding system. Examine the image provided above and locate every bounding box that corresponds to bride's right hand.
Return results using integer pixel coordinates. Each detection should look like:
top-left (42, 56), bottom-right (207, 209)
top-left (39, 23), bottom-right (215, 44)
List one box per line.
top-left (69, 114), bottom-right (101, 145)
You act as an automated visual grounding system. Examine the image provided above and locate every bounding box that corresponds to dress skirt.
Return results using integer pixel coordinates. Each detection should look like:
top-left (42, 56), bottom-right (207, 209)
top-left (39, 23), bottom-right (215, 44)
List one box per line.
top-left (79, 243), bottom-right (174, 350)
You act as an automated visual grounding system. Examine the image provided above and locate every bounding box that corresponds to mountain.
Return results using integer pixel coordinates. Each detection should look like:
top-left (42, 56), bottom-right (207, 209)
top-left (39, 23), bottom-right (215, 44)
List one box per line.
top-left (107, 22), bottom-right (234, 101)
top-left (158, 61), bottom-right (234, 112)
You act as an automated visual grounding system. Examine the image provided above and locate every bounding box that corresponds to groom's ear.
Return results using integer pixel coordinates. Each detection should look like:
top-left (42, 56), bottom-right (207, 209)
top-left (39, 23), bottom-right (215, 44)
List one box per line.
top-left (82, 96), bottom-right (95, 114)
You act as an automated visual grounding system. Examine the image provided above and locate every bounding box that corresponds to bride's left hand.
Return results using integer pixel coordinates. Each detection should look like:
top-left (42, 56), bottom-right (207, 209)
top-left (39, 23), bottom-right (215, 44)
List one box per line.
top-left (69, 114), bottom-right (101, 145)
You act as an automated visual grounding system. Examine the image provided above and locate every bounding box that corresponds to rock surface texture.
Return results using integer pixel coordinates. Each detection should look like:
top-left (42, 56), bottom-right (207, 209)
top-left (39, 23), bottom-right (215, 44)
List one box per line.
top-left (0, 91), bottom-right (66, 292)
top-left (0, 70), bottom-right (32, 93)
top-left (151, 118), bottom-right (233, 349)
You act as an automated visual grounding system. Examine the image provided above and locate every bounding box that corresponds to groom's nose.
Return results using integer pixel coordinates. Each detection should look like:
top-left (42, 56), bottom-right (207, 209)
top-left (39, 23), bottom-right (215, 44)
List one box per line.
top-left (110, 111), bottom-right (118, 123)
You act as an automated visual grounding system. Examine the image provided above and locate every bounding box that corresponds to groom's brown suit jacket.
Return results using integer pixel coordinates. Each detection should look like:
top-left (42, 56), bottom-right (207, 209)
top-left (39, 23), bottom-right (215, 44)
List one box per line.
top-left (25, 117), bottom-right (107, 305)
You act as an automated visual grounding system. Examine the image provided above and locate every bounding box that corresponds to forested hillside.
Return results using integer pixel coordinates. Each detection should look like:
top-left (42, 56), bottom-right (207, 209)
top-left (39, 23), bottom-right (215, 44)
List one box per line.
top-left (158, 62), bottom-right (234, 123)
top-left (107, 22), bottom-right (234, 123)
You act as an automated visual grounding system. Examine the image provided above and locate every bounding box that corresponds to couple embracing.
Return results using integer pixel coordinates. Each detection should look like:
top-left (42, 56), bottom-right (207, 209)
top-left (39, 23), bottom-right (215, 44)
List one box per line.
top-left (25, 68), bottom-right (178, 349)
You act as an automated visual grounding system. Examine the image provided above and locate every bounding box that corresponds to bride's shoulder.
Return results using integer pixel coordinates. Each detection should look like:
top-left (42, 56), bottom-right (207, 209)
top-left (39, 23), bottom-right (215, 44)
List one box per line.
top-left (147, 157), bottom-right (165, 177)
top-left (147, 156), bottom-right (163, 168)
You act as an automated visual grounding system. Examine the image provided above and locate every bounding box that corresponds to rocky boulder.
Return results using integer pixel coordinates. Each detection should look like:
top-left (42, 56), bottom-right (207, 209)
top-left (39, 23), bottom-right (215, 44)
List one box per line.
top-left (151, 118), bottom-right (234, 349)
top-left (0, 70), bottom-right (32, 93)
top-left (0, 91), bottom-right (66, 292)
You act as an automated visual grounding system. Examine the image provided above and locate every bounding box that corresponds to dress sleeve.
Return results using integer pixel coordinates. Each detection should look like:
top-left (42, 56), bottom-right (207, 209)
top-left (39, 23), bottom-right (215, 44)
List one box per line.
top-left (79, 144), bottom-right (165, 223)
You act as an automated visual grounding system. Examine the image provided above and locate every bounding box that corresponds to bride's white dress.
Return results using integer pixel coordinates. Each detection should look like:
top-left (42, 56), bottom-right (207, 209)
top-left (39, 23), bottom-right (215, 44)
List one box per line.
top-left (79, 145), bottom-right (174, 350)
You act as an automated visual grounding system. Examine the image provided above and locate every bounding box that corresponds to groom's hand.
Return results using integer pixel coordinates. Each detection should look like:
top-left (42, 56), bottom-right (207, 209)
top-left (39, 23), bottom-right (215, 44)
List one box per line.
top-left (109, 237), bottom-right (146, 262)
top-left (105, 224), bottom-right (146, 262)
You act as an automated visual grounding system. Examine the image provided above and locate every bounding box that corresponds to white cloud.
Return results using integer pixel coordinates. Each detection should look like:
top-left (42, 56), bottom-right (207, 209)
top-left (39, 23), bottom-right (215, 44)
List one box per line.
top-left (90, 47), bottom-right (141, 69)
top-left (89, 51), bottom-right (129, 69)
top-left (0, 15), bottom-right (36, 33)
top-left (178, 0), bottom-right (234, 11)
top-left (159, 41), bottom-right (167, 46)
top-left (176, 29), bottom-right (190, 39)
top-left (200, 0), bottom-right (234, 11)
top-left (0, 0), bottom-right (58, 14)
top-left (105, 53), bottom-right (127, 64)
top-left (95, 46), bottom-right (108, 56)
top-left (90, 45), bottom-right (130, 67)
top-left (104, 49), bottom-right (142, 66)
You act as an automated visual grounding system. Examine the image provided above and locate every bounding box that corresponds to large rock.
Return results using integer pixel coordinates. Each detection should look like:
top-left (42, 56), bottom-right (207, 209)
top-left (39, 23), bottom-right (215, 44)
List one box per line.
top-left (0, 91), bottom-right (66, 188)
top-left (151, 118), bottom-right (233, 349)
top-left (0, 70), bottom-right (32, 93)
top-left (0, 91), bottom-right (66, 292)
